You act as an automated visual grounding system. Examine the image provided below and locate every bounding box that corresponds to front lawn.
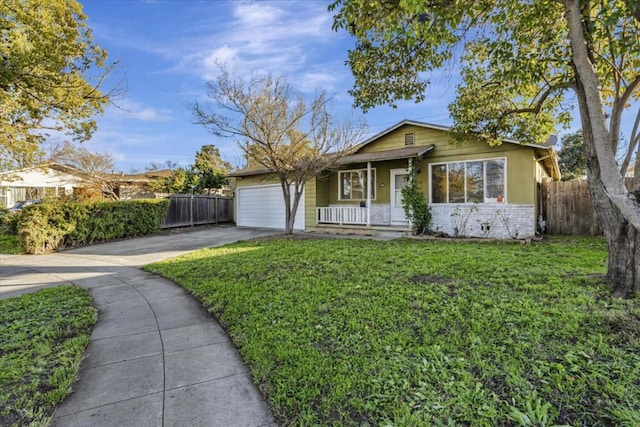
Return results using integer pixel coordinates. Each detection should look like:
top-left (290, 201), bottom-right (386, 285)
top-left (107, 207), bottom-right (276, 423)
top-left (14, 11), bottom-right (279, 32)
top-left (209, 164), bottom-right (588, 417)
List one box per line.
top-left (146, 236), bottom-right (640, 426)
top-left (0, 233), bottom-right (21, 254)
top-left (0, 286), bottom-right (96, 426)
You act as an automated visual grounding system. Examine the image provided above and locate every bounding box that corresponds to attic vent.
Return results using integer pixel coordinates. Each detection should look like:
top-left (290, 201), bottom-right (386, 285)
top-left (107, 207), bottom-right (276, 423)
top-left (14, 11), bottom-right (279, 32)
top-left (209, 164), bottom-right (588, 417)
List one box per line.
top-left (404, 133), bottom-right (415, 146)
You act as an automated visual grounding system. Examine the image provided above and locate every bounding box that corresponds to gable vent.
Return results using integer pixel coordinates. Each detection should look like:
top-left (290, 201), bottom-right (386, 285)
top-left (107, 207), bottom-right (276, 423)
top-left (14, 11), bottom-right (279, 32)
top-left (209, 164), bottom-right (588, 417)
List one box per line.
top-left (404, 133), bottom-right (415, 146)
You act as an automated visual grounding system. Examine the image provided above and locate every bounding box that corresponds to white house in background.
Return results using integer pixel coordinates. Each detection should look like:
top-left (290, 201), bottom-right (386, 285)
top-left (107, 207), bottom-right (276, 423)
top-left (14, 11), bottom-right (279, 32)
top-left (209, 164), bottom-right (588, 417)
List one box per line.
top-left (0, 163), bottom-right (86, 208)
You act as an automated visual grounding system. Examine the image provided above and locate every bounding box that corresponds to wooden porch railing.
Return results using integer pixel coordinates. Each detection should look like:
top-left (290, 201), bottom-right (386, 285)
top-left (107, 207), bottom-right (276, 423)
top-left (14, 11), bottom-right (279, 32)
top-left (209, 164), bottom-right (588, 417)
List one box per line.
top-left (316, 206), bottom-right (368, 225)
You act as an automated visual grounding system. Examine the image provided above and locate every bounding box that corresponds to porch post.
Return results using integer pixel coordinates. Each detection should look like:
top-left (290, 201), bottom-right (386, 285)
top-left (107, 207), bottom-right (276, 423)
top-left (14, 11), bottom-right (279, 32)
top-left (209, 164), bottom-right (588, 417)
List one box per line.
top-left (366, 161), bottom-right (372, 227)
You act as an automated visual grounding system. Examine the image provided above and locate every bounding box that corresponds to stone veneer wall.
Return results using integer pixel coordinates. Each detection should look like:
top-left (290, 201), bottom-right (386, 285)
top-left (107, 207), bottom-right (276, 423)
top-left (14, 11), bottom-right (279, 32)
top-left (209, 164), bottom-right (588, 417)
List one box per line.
top-left (429, 204), bottom-right (536, 239)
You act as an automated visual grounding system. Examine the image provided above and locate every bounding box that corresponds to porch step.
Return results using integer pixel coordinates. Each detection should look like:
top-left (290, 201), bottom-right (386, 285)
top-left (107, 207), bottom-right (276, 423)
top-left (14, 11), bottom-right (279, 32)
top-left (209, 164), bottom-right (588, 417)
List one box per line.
top-left (306, 225), bottom-right (410, 239)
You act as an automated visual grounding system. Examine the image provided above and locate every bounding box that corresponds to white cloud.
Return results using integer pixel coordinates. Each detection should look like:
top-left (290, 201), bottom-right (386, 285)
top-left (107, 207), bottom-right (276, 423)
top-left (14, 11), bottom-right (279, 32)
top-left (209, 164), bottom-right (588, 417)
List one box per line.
top-left (181, 2), bottom-right (339, 83)
top-left (233, 3), bottom-right (283, 25)
top-left (109, 100), bottom-right (174, 123)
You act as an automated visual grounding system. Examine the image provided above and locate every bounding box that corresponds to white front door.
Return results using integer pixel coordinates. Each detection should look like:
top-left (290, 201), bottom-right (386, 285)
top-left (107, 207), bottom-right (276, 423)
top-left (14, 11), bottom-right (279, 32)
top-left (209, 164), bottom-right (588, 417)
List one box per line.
top-left (390, 169), bottom-right (409, 224)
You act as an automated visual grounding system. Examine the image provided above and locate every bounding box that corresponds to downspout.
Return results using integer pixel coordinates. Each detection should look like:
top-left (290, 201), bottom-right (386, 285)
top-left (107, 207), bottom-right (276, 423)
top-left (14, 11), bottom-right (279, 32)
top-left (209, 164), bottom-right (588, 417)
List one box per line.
top-left (366, 161), bottom-right (372, 226)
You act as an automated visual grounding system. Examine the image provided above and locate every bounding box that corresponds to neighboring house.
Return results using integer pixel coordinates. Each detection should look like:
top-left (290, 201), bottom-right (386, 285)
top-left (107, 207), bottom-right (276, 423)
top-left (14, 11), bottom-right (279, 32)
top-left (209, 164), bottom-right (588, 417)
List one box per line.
top-left (229, 120), bottom-right (561, 239)
top-left (0, 164), bottom-right (171, 207)
top-left (110, 169), bottom-right (173, 199)
top-left (0, 163), bottom-right (85, 208)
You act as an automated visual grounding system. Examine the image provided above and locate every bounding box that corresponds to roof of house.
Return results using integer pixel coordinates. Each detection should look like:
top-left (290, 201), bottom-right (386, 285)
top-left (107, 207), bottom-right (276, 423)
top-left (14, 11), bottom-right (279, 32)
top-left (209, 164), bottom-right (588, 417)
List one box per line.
top-left (110, 169), bottom-right (173, 183)
top-left (227, 166), bottom-right (274, 178)
top-left (335, 145), bottom-right (434, 164)
top-left (0, 162), bottom-right (87, 177)
top-left (227, 119), bottom-right (561, 179)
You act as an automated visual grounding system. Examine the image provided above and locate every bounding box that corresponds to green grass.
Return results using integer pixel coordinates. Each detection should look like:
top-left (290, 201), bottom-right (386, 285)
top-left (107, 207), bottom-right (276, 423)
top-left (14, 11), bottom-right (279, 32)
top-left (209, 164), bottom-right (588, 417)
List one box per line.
top-left (146, 236), bottom-right (640, 426)
top-left (0, 233), bottom-right (22, 254)
top-left (0, 286), bottom-right (96, 426)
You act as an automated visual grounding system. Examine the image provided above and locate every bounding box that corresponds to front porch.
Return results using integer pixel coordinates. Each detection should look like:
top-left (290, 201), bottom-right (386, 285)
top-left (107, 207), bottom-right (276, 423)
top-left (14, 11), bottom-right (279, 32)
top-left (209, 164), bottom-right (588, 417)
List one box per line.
top-left (316, 205), bottom-right (405, 226)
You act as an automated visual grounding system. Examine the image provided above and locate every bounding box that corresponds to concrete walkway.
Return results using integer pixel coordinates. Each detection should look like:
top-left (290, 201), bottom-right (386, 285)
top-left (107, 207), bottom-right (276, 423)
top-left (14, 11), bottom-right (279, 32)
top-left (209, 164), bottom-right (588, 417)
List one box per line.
top-left (0, 225), bottom-right (280, 427)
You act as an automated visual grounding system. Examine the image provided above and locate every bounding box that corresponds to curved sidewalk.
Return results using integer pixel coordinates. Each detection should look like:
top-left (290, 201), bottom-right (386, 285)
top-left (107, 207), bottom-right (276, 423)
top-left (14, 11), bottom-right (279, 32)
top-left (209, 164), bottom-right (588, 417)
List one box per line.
top-left (0, 226), bottom-right (279, 427)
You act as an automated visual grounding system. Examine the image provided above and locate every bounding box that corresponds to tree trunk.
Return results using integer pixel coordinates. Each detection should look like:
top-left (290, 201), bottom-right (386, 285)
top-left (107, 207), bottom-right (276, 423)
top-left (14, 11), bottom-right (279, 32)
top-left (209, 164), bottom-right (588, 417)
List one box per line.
top-left (281, 179), bottom-right (294, 235)
top-left (586, 158), bottom-right (640, 297)
top-left (565, 0), bottom-right (640, 297)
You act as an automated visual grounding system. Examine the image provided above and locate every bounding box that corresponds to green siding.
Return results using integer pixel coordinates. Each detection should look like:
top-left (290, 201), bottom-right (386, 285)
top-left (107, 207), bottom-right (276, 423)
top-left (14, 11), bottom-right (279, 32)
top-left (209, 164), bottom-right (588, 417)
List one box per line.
top-left (352, 124), bottom-right (538, 205)
top-left (327, 160), bottom-right (409, 205)
top-left (304, 178), bottom-right (316, 228)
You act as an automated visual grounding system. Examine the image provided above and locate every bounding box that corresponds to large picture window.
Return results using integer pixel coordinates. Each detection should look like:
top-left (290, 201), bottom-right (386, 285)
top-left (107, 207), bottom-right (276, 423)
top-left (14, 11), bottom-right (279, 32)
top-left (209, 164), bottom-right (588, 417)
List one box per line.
top-left (339, 169), bottom-right (376, 200)
top-left (430, 159), bottom-right (505, 203)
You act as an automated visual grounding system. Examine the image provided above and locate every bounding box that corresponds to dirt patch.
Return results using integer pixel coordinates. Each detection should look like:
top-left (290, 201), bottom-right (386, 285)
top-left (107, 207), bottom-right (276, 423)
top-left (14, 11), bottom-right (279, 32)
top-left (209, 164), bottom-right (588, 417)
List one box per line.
top-left (411, 275), bottom-right (452, 284)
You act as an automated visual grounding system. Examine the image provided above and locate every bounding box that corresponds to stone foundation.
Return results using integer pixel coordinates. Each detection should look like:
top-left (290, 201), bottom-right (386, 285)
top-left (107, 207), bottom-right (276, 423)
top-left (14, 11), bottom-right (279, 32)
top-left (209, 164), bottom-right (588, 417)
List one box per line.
top-left (429, 204), bottom-right (536, 239)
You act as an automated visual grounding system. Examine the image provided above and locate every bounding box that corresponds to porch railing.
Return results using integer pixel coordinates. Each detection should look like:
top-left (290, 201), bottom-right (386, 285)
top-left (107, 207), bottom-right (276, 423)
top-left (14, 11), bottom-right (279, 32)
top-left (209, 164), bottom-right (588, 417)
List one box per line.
top-left (316, 206), bottom-right (368, 225)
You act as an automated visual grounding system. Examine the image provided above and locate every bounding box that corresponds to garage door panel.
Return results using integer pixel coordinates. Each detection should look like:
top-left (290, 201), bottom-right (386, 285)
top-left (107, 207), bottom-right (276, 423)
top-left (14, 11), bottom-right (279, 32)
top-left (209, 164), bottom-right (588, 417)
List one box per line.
top-left (237, 185), bottom-right (305, 230)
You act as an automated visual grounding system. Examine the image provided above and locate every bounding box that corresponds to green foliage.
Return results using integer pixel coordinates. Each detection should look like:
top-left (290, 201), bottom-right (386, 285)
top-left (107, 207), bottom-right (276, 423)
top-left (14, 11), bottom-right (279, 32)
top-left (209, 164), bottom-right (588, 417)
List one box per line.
top-left (558, 131), bottom-right (587, 181)
top-left (17, 199), bottom-right (169, 253)
top-left (194, 144), bottom-right (231, 193)
top-left (0, 209), bottom-right (19, 235)
top-left (330, 0), bottom-right (637, 146)
top-left (151, 144), bottom-right (231, 194)
top-left (0, 0), bottom-right (114, 170)
top-left (152, 167), bottom-right (200, 194)
top-left (0, 286), bottom-right (96, 427)
top-left (147, 236), bottom-right (640, 426)
top-left (400, 165), bottom-right (431, 234)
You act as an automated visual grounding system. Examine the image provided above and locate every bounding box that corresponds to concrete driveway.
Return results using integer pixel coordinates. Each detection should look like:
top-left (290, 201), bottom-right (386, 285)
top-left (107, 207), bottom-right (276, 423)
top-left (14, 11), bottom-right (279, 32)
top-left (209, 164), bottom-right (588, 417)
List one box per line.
top-left (0, 225), bottom-right (280, 427)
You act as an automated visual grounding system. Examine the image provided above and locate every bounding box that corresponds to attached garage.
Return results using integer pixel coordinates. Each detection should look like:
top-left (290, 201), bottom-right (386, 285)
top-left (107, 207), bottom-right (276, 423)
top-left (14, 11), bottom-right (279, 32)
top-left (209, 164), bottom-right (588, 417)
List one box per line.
top-left (236, 184), bottom-right (305, 230)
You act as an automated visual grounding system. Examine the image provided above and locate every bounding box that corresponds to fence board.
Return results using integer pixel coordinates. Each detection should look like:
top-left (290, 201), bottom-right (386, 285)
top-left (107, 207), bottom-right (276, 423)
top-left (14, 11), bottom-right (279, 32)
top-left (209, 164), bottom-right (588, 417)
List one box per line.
top-left (541, 180), bottom-right (602, 236)
top-left (161, 194), bottom-right (233, 228)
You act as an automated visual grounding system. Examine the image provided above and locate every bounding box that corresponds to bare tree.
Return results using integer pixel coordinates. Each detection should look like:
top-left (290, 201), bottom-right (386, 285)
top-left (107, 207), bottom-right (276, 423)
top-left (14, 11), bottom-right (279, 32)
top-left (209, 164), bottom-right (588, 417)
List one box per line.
top-left (190, 67), bottom-right (367, 234)
top-left (49, 141), bottom-right (119, 200)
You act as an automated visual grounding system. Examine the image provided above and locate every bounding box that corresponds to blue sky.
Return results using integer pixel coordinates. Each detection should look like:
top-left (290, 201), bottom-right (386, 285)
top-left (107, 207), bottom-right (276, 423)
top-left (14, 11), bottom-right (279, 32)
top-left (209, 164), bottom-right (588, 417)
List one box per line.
top-left (77, 0), bottom-right (460, 172)
top-left (76, 0), bottom-right (633, 173)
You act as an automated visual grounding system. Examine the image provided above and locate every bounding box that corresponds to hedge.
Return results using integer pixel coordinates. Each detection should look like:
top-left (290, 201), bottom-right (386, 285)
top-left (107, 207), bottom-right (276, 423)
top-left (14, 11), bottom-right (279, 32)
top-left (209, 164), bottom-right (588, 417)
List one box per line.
top-left (17, 199), bottom-right (170, 254)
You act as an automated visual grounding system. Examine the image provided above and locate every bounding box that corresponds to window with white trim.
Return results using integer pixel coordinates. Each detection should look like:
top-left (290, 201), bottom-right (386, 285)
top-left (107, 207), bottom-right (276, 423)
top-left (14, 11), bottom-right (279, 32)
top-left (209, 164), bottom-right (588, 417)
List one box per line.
top-left (430, 158), bottom-right (505, 203)
top-left (339, 169), bottom-right (376, 200)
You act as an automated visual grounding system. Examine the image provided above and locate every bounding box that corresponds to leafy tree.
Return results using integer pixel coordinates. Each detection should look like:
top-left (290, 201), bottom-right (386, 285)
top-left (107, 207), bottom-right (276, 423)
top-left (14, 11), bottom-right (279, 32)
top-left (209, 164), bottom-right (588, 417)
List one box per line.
top-left (0, 0), bottom-right (115, 171)
top-left (194, 144), bottom-right (232, 194)
top-left (558, 131), bottom-right (587, 181)
top-left (330, 0), bottom-right (640, 297)
top-left (150, 167), bottom-right (198, 194)
top-left (165, 167), bottom-right (200, 194)
top-left (149, 145), bottom-right (232, 195)
top-left (190, 66), bottom-right (367, 234)
top-left (49, 141), bottom-right (119, 200)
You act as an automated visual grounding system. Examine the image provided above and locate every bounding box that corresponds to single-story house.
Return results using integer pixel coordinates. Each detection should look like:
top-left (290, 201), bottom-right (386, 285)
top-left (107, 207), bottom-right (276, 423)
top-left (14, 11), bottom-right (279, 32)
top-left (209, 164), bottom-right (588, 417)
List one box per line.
top-left (0, 163), bottom-right (85, 208)
top-left (228, 120), bottom-right (561, 239)
top-left (0, 163), bottom-right (171, 208)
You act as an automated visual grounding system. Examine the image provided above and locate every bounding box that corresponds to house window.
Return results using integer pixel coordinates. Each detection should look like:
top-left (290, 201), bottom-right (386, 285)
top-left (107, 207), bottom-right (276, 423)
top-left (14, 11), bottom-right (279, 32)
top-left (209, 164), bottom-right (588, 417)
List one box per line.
top-left (430, 158), bottom-right (505, 203)
top-left (404, 133), bottom-right (415, 146)
top-left (339, 169), bottom-right (376, 200)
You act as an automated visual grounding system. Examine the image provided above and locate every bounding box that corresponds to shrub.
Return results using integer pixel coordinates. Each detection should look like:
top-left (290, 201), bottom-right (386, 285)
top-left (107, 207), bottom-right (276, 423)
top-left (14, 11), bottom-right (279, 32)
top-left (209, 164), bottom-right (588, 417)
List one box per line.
top-left (17, 199), bottom-right (169, 254)
top-left (401, 164), bottom-right (431, 234)
top-left (0, 209), bottom-right (19, 235)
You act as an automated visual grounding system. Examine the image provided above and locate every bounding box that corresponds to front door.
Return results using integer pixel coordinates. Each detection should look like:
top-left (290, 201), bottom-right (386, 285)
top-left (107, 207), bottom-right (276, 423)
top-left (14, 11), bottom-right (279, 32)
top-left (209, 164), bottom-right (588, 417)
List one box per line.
top-left (390, 169), bottom-right (409, 224)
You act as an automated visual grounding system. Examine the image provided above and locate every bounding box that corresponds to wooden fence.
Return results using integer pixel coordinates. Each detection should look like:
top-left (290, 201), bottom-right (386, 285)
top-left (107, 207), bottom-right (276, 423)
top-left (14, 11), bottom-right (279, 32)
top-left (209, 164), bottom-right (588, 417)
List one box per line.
top-left (540, 178), bottom-right (634, 236)
top-left (161, 194), bottom-right (233, 228)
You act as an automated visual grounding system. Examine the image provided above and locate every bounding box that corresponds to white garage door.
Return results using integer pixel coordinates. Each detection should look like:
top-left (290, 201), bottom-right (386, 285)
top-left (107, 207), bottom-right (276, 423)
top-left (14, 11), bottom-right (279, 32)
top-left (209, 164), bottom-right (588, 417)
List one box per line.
top-left (237, 184), bottom-right (305, 230)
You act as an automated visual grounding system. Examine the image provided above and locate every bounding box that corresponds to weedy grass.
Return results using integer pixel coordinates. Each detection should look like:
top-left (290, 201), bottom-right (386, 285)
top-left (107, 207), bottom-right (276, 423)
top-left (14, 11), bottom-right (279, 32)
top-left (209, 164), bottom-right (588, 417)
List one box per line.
top-left (0, 286), bottom-right (96, 426)
top-left (0, 233), bottom-right (21, 254)
top-left (146, 236), bottom-right (640, 426)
